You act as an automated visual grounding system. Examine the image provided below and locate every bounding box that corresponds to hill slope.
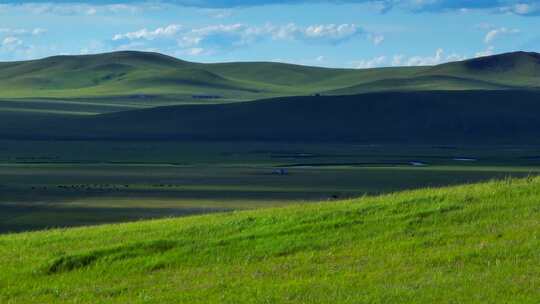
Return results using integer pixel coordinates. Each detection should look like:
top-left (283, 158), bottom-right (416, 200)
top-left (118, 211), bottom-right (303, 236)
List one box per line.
top-left (3, 90), bottom-right (540, 144)
top-left (1, 178), bottom-right (539, 303)
top-left (0, 51), bottom-right (539, 104)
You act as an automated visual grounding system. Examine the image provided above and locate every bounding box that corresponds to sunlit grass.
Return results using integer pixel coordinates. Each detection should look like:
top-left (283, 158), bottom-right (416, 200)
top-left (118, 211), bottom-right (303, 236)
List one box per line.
top-left (1, 177), bottom-right (539, 303)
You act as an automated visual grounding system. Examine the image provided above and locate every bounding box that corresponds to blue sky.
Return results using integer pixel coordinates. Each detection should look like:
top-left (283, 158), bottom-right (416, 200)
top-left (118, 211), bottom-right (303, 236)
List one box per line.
top-left (0, 0), bottom-right (539, 68)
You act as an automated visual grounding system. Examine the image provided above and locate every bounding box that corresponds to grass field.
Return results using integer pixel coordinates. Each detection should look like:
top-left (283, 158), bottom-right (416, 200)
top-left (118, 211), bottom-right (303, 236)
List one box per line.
top-left (0, 51), bottom-right (538, 109)
top-left (1, 141), bottom-right (540, 233)
top-left (1, 177), bottom-right (539, 303)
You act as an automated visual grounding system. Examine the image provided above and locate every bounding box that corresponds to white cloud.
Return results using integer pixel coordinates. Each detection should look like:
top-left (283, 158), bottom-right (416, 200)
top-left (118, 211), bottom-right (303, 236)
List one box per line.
top-left (0, 27), bottom-right (47, 36)
top-left (270, 23), bottom-right (362, 43)
top-left (499, 3), bottom-right (540, 15)
top-left (352, 56), bottom-right (387, 69)
top-left (391, 54), bottom-right (405, 66)
top-left (114, 23), bottom-right (362, 45)
top-left (185, 47), bottom-right (205, 56)
top-left (0, 27), bottom-right (51, 61)
top-left (112, 22), bottom-right (365, 56)
top-left (397, 48), bottom-right (467, 66)
top-left (0, 36), bottom-right (34, 59)
top-left (352, 47), bottom-right (509, 69)
top-left (513, 3), bottom-right (532, 14)
top-left (32, 28), bottom-right (47, 36)
top-left (484, 27), bottom-right (520, 44)
top-left (304, 24), bottom-right (359, 40)
top-left (475, 46), bottom-right (495, 57)
top-left (2, 36), bottom-right (22, 47)
top-left (405, 48), bottom-right (445, 66)
top-left (368, 34), bottom-right (385, 45)
top-left (113, 24), bottom-right (183, 41)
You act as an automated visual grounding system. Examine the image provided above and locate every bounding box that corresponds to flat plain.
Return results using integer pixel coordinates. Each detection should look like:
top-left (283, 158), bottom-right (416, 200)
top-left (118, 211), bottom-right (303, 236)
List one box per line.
top-left (1, 140), bottom-right (539, 233)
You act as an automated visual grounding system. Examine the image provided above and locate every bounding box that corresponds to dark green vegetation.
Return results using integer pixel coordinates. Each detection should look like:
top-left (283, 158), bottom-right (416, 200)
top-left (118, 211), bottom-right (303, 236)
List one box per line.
top-left (1, 177), bottom-right (539, 303)
top-left (1, 141), bottom-right (540, 233)
top-left (1, 90), bottom-right (540, 145)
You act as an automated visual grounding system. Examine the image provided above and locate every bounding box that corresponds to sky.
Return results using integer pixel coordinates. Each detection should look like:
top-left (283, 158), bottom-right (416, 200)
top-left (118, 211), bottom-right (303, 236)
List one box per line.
top-left (0, 0), bottom-right (539, 68)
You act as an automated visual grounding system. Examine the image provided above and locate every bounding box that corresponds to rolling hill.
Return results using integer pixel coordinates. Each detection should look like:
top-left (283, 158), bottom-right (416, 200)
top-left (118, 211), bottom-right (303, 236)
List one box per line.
top-left (1, 51), bottom-right (539, 145)
top-left (0, 51), bottom-right (539, 106)
top-left (1, 178), bottom-right (539, 303)
top-left (2, 90), bottom-right (540, 145)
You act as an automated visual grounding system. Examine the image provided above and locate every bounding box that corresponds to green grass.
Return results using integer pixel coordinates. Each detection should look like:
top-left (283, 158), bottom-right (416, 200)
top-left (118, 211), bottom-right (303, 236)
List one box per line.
top-left (1, 177), bottom-right (539, 303)
top-left (2, 141), bottom-right (540, 233)
top-left (0, 50), bottom-right (538, 109)
top-left (2, 140), bottom-right (540, 233)
top-left (1, 163), bottom-right (536, 233)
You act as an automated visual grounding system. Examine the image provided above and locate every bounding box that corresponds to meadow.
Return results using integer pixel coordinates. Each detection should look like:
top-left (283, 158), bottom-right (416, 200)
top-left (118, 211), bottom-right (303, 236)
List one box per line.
top-left (1, 140), bottom-right (540, 233)
top-left (1, 177), bottom-right (539, 303)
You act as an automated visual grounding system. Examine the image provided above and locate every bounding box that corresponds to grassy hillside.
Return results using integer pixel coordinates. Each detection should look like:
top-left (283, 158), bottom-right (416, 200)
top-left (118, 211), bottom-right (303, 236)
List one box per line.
top-left (3, 90), bottom-right (540, 144)
top-left (1, 177), bottom-right (539, 303)
top-left (0, 51), bottom-right (539, 106)
top-left (425, 51), bottom-right (540, 87)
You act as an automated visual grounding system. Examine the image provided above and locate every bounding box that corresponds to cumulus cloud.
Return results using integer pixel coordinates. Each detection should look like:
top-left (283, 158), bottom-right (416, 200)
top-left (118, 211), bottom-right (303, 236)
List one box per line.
top-left (2, 36), bottom-right (22, 47)
top-left (0, 36), bottom-right (33, 59)
top-left (484, 27), bottom-right (520, 43)
top-left (113, 24), bottom-right (183, 41)
top-left (0, 26), bottom-right (50, 60)
top-left (352, 48), bottom-right (470, 69)
top-left (352, 55), bottom-right (387, 69)
top-left (403, 49), bottom-right (467, 66)
top-left (304, 24), bottom-right (359, 40)
top-left (352, 46), bottom-right (509, 70)
top-left (475, 45), bottom-right (496, 57)
top-left (112, 22), bottom-right (364, 55)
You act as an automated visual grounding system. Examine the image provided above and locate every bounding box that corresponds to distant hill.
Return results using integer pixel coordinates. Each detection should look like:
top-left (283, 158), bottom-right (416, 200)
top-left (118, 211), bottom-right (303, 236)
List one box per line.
top-left (0, 51), bottom-right (539, 103)
top-left (328, 52), bottom-right (540, 95)
top-left (3, 90), bottom-right (540, 145)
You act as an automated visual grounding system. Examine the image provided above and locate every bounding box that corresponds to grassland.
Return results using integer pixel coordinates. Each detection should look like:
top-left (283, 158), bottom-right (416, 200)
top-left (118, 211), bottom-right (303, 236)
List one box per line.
top-left (0, 50), bottom-right (538, 110)
top-left (3, 90), bottom-right (540, 145)
top-left (1, 141), bottom-right (540, 233)
top-left (1, 177), bottom-right (539, 303)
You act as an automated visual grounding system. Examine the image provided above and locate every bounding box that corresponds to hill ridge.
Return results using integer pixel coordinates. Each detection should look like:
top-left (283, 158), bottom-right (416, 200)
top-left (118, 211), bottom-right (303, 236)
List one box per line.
top-left (0, 50), bottom-right (538, 101)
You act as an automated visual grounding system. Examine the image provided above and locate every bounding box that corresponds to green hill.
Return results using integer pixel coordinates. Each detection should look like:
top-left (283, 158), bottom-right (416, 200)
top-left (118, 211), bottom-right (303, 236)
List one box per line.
top-left (1, 177), bottom-right (539, 303)
top-left (424, 51), bottom-right (540, 87)
top-left (325, 75), bottom-right (516, 95)
top-left (3, 90), bottom-right (540, 145)
top-left (0, 51), bottom-right (539, 106)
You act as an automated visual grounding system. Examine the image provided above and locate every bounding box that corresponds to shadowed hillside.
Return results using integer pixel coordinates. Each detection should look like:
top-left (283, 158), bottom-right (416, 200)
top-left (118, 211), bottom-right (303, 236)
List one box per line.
top-left (2, 90), bottom-right (540, 144)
